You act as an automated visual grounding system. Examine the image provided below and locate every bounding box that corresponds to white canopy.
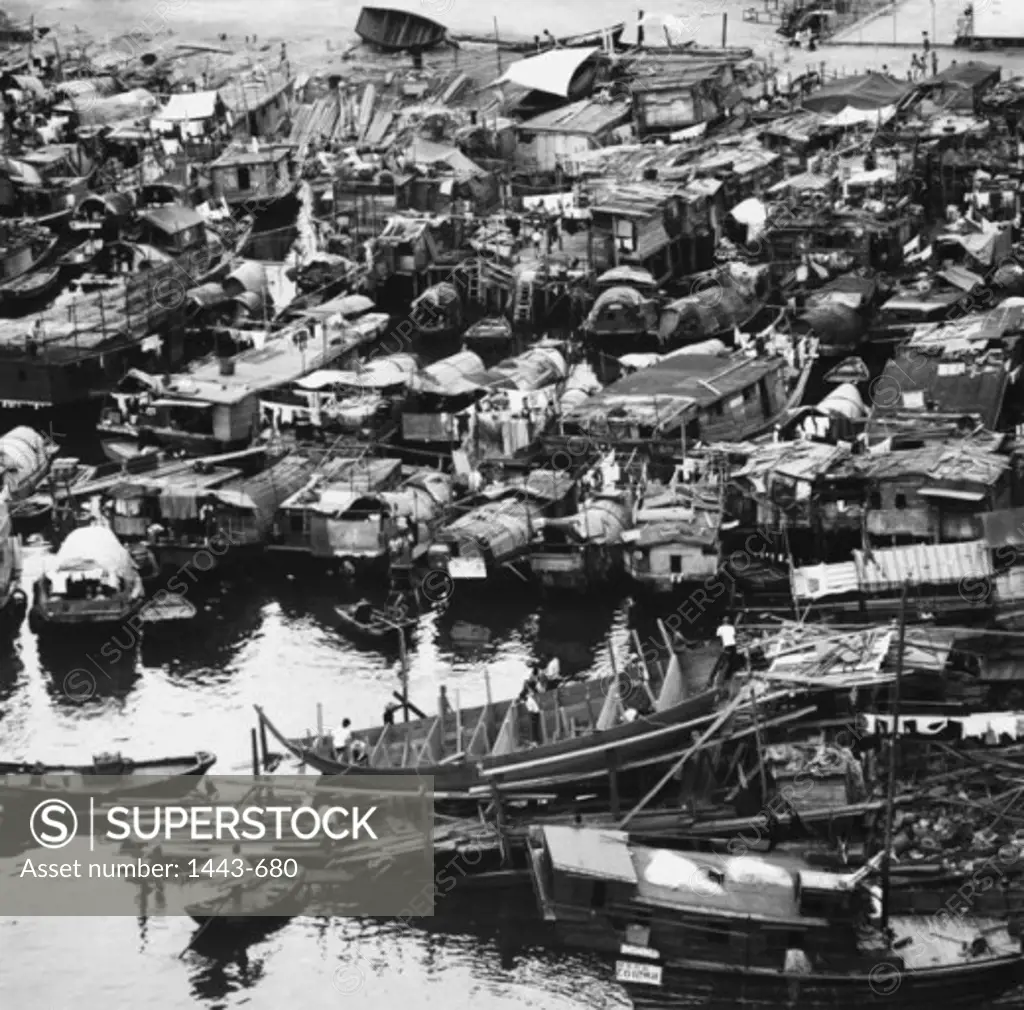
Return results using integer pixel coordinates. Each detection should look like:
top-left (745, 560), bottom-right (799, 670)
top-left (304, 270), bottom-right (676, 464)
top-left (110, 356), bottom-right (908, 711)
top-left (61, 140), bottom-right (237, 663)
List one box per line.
top-left (493, 47), bottom-right (598, 98)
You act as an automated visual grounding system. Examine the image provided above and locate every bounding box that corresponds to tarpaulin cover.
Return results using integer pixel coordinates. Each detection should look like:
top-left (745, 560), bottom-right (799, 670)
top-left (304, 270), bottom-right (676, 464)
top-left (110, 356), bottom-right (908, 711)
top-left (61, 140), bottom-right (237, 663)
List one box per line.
top-left (52, 526), bottom-right (134, 576)
top-left (801, 73), bottom-right (911, 114)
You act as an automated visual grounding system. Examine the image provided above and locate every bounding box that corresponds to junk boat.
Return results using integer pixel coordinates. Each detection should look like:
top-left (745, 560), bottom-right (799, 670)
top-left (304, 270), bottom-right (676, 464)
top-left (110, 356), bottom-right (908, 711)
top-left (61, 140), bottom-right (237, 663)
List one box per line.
top-left (28, 525), bottom-right (194, 635)
top-left (530, 491), bottom-right (633, 592)
top-left (254, 644), bottom-right (724, 802)
top-left (527, 826), bottom-right (1024, 1009)
top-left (0, 751), bottom-right (217, 811)
top-left (355, 6), bottom-right (449, 51)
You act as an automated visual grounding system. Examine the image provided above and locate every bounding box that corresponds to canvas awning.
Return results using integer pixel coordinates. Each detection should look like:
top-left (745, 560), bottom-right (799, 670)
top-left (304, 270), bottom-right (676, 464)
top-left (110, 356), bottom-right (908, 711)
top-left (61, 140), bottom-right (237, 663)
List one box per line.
top-left (492, 46), bottom-right (598, 98)
top-left (159, 90), bottom-right (220, 122)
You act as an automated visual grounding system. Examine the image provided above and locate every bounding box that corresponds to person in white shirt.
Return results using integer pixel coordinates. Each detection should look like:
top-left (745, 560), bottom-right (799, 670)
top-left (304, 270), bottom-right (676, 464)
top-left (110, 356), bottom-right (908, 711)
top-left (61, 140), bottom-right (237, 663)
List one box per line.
top-left (335, 719), bottom-right (355, 761)
top-left (716, 618), bottom-right (737, 673)
top-left (524, 691), bottom-right (541, 744)
top-left (544, 655), bottom-right (561, 684)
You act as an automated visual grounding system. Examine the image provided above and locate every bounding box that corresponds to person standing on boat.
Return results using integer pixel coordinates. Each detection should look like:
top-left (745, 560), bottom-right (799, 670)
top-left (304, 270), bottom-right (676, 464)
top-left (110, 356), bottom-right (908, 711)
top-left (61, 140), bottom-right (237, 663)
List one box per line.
top-left (716, 617), bottom-right (737, 670)
top-left (334, 719), bottom-right (355, 762)
top-left (524, 689), bottom-right (542, 744)
top-left (383, 701), bottom-right (399, 726)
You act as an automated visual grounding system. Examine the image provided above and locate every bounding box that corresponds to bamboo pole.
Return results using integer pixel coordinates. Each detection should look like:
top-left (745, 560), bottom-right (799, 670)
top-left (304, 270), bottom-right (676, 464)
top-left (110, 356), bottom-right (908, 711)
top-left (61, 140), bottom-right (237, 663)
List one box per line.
top-left (880, 582), bottom-right (908, 933)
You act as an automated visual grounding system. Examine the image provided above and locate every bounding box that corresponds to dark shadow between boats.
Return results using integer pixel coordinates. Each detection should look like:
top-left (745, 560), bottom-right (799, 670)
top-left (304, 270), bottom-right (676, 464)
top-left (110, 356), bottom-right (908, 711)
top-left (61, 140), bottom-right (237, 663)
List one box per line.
top-left (36, 636), bottom-right (141, 706)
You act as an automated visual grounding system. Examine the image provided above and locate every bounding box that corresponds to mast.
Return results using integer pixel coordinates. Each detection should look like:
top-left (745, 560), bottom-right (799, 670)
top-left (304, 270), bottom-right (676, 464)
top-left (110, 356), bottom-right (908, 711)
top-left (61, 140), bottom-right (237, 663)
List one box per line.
top-left (880, 581), bottom-right (907, 933)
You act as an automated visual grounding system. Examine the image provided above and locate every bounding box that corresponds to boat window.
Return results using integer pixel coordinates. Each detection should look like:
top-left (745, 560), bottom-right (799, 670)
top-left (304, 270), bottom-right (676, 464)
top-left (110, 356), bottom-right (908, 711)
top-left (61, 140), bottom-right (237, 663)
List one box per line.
top-left (869, 491), bottom-right (881, 510)
top-left (894, 493), bottom-right (907, 510)
top-left (669, 555), bottom-right (683, 575)
top-left (237, 166), bottom-right (251, 191)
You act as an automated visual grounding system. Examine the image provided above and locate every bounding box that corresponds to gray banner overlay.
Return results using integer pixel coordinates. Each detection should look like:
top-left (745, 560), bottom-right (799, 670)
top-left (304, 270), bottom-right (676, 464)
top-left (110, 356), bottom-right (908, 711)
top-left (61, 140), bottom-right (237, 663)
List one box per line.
top-left (0, 775), bottom-right (435, 916)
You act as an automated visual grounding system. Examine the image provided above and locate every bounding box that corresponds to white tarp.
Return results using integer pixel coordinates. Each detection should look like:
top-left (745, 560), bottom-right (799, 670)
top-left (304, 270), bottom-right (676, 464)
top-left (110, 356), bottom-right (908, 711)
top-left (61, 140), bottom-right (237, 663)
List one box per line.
top-left (493, 47), bottom-right (599, 98)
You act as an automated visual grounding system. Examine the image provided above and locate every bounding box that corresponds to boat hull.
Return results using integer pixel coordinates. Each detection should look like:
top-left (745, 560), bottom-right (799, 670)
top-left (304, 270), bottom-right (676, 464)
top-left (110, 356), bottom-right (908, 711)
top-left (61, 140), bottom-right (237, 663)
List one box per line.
top-left (619, 955), bottom-right (1024, 1009)
top-left (262, 687), bottom-right (723, 797)
top-left (355, 6), bottom-right (447, 51)
top-left (0, 753), bottom-right (216, 812)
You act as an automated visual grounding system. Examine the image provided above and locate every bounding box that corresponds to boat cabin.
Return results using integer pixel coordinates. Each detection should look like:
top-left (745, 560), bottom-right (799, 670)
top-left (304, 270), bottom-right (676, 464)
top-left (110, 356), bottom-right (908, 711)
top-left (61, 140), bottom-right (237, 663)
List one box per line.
top-left (401, 350), bottom-right (487, 445)
top-left (527, 826), bottom-right (864, 965)
top-left (431, 471), bottom-right (576, 580)
top-left (622, 488), bottom-right (723, 595)
top-left (261, 353), bottom-right (416, 435)
top-left (549, 352), bottom-right (799, 462)
top-left (531, 492), bottom-right (633, 591)
top-left (209, 145), bottom-right (295, 208)
top-left (136, 206), bottom-right (208, 256)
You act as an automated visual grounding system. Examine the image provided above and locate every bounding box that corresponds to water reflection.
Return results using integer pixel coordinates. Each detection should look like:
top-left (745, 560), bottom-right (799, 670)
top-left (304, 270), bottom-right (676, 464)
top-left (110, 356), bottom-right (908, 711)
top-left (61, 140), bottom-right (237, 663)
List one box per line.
top-left (0, 641), bottom-right (25, 706)
top-left (187, 947), bottom-right (268, 1003)
top-left (36, 637), bottom-right (141, 706)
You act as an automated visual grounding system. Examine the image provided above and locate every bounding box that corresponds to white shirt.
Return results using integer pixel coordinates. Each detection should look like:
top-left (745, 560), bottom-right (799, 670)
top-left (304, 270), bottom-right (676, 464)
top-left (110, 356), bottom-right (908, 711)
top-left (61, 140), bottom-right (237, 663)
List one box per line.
top-left (525, 695), bottom-right (540, 714)
top-left (336, 726), bottom-right (354, 748)
top-left (717, 623), bottom-right (736, 648)
top-left (545, 657), bottom-right (561, 681)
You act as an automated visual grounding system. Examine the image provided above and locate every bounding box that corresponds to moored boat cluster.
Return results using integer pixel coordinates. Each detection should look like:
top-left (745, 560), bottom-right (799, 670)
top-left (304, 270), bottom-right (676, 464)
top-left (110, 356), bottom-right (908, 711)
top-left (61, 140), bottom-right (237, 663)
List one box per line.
top-left (6, 3), bottom-right (1024, 1004)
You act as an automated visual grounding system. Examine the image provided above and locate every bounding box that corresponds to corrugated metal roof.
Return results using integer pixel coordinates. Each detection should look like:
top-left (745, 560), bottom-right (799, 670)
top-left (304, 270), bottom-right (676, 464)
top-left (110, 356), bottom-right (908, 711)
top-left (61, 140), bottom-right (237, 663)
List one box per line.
top-left (854, 540), bottom-right (992, 592)
top-left (733, 442), bottom-right (849, 483)
top-left (851, 442), bottom-right (1009, 486)
top-left (791, 561), bottom-right (860, 601)
top-left (566, 353), bottom-right (784, 428)
top-left (518, 98), bottom-right (631, 136)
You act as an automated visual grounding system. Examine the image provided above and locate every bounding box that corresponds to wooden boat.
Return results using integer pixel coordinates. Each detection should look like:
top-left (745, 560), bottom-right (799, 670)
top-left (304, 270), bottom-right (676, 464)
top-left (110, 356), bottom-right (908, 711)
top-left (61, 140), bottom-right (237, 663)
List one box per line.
top-left (527, 826), bottom-right (1024, 1009)
top-left (0, 751), bottom-right (216, 811)
top-left (186, 872), bottom-right (307, 937)
top-left (0, 265), bottom-right (62, 307)
top-left (355, 6), bottom-right (448, 51)
top-left (455, 22), bottom-right (625, 52)
top-left (334, 602), bottom-right (416, 644)
top-left (255, 644), bottom-right (726, 801)
top-left (0, 231), bottom-right (59, 304)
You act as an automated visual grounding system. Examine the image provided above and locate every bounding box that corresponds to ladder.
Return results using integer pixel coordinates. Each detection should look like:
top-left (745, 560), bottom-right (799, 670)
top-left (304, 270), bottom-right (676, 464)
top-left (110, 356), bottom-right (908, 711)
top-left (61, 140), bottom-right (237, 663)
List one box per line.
top-left (464, 258), bottom-right (481, 303)
top-left (513, 275), bottom-right (534, 323)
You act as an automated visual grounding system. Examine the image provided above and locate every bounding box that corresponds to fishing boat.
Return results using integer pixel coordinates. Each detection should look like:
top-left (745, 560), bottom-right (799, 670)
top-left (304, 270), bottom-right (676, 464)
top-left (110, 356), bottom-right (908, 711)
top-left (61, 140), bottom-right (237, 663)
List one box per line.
top-left (186, 872), bottom-right (307, 938)
top-left (0, 751), bottom-right (217, 811)
top-left (455, 22), bottom-right (625, 52)
top-left (530, 492), bottom-right (633, 592)
top-left (28, 525), bottom-right (195, 635)
top-left (527, 826), bottom-right (1024, 1008)
top-left (0, 265), bottom-right (62, 308)
top-left (355, 6), bottom-right (448, 51)
top-left (334, 602), bottom-right (416, 644)
top-left (0, 227), bottom-right (59, 306)
top-left (254, 644), bottom-right (725, 801)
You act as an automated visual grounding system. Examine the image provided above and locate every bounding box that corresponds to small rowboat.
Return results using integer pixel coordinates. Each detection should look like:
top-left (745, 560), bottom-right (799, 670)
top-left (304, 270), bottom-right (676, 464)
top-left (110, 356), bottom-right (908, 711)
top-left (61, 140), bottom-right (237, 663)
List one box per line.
top-left (0, 265), bottom-right (62, 307)
top-left (186, 872), bottom-right (307, 939)
top-left (0, 751), bottom-right (217, 811)
top-left (334, 602), bottom-right (416, 644)
top-left (355, 6), bottom-right (448, 52)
